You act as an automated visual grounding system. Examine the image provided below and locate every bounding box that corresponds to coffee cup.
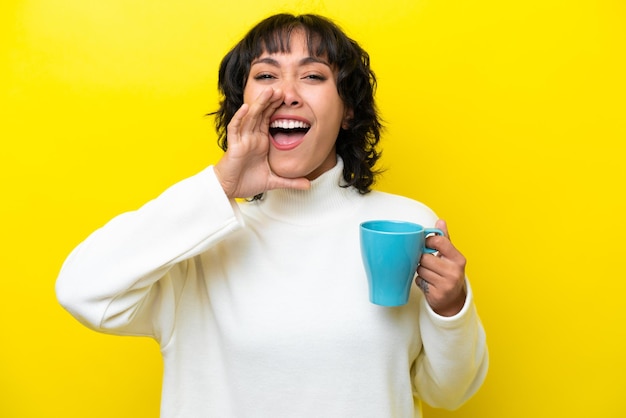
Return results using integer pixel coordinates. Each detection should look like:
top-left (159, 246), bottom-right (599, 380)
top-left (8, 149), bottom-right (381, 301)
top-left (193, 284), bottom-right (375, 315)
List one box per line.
top-left (360, 220), bottom-right (444, 307)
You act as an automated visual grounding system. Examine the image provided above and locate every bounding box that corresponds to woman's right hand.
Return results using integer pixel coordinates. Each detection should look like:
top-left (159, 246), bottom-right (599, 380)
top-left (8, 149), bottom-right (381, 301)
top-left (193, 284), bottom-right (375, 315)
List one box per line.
top-left (214, 87), bottom-right (311, 199)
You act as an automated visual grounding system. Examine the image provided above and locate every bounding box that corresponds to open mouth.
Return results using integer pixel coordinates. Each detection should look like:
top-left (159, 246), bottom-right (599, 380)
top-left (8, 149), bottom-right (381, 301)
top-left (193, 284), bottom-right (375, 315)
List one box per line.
top-left (269, 119), bottom-right (311, 150)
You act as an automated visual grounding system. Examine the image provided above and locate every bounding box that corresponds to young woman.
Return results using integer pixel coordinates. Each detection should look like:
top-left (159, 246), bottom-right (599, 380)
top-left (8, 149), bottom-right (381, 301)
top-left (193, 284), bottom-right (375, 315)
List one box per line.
top-left (56, 13), bottom-right (488, 418)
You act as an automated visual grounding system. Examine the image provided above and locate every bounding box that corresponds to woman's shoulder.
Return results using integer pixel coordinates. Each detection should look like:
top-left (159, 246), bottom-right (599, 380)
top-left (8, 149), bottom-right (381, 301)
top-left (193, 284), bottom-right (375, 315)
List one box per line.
top-left (363, 189), bottom-right (434, 210)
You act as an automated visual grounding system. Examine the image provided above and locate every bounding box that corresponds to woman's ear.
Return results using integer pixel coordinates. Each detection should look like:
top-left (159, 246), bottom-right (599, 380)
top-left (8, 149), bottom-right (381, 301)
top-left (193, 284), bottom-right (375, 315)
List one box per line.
top-left (342, 108), bottom-right (354, 130)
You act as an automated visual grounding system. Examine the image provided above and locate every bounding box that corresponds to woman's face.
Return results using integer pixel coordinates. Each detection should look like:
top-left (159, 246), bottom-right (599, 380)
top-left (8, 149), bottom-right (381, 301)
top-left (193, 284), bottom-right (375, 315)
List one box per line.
top-left (243, 30), bottom-right (350, 180)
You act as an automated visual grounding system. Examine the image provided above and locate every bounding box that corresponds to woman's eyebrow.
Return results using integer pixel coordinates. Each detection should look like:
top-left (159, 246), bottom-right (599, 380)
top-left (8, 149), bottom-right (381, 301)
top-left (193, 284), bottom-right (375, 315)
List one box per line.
top-left (300, 56), bottom-right (331, 67)
top-left (251, 57), bottom-right (280, 67)
top-left (250, 56), bottom-right (331, 68)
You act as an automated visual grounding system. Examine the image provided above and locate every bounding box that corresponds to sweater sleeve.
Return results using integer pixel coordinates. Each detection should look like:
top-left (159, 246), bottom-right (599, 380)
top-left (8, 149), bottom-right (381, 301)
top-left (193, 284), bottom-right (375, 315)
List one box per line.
top-left (412, 279), bottom-right (489, 410)
top-left (55, 166), bottom-right (243, 342)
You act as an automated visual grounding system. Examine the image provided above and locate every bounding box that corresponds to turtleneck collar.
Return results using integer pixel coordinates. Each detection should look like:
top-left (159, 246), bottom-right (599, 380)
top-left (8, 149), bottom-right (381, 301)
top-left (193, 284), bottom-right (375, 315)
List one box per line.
top-left (255, 158), bottom-right (363, 225)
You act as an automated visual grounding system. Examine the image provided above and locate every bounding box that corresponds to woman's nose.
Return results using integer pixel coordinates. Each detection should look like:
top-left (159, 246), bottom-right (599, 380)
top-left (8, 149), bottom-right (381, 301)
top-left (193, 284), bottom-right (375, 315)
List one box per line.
top-left (280, 80), bottom-right (301, 107)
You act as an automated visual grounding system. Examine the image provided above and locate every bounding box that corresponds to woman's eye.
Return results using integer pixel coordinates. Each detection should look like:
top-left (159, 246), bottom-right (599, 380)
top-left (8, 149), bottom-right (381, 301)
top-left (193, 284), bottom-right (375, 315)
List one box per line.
top-left (254, 73), bottom-right (275, 80)
top-left (304, 74), bottom-right (327, 81)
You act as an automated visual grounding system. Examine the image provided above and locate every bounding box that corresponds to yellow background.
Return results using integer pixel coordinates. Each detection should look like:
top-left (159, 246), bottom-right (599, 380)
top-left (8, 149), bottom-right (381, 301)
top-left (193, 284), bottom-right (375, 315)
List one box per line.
top-left (1, 0), bottom-right (624, 417)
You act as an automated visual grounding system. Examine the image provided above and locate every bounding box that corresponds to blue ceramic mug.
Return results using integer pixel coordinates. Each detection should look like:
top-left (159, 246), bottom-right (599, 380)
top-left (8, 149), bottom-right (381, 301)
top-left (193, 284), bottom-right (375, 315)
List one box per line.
top-left (360, 220), bottom-right (444, 307)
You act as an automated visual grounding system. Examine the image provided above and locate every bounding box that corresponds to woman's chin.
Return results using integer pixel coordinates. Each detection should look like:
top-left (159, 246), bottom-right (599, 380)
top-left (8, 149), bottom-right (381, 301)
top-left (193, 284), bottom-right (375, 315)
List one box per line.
top-left (269, 160), bottom-right (308, 179)
top-left (269, 151), bottom-right (337, 181)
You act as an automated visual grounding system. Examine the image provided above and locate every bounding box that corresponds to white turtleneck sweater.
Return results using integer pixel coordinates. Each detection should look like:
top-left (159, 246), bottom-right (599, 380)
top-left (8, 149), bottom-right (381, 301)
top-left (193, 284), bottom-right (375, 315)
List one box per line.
top-left (56, 160), bottom-right (488, 418)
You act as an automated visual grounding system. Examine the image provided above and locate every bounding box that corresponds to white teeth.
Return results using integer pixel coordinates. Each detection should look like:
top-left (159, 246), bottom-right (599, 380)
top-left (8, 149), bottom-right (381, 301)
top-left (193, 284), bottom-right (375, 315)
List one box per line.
top-left (270, 119), bottom-right (310, 129)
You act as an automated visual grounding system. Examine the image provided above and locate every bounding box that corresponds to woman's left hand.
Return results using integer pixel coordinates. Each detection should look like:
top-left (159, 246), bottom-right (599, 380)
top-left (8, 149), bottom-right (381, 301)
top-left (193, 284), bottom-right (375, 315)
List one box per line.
top-left (416, 219), bottom-right (467, 317)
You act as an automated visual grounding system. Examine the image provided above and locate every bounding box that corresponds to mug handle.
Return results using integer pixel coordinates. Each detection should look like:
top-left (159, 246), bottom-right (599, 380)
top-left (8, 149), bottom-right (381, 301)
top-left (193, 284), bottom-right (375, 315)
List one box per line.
top-left (423, 228), bottom-right (445, 254)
